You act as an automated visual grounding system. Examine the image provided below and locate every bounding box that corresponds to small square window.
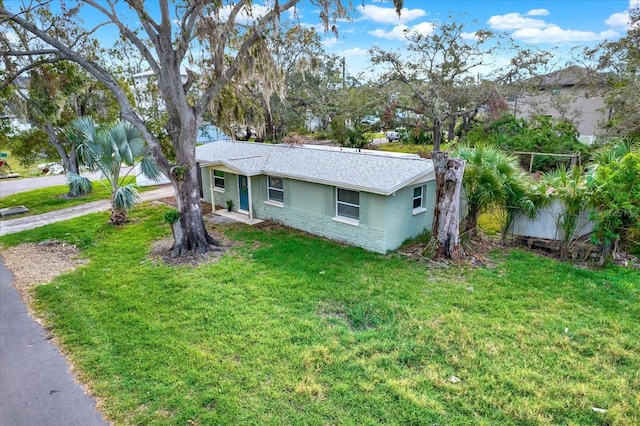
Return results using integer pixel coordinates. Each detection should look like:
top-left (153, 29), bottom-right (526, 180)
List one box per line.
top-left (213, 170), bottom-right (225, 189)
top-left (413, 186), bottom-right (425, 212)
top-left (267, 176), bottom-right (284, 203)
top-left (337, 188), bottom-right (360, 220)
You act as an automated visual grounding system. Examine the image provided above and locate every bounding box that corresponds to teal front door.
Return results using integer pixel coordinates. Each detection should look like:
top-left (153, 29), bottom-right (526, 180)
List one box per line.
top-left (238, 175), bottom-right (249, 211)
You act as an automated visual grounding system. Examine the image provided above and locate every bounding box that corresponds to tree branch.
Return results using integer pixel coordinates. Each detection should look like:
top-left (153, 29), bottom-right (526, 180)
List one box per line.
top-left (0, 49), bottom-right (58, 55)
top-left (82, 0), bottom-right (161, 75)
top-left (0, 56), bottom-right (60, 90)
top-left (197, 0), bottom-right (299, 114)
top-left (0, 4), bottom-right (171, 172)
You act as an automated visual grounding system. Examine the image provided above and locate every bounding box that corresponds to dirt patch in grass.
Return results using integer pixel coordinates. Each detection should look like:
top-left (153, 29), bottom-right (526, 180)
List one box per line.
top-left (149, 223), bottom-right (237, 267)
top-left (398, 233), bottom-right (499, 268)
top-left (1, 240), bottom-right (89, 305)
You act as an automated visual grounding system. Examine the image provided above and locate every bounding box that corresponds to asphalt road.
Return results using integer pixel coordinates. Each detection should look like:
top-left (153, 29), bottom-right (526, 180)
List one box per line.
top-left (0, 261), bottom-right (109, 426)
top-left (0, 167), bottom-right (133, 198)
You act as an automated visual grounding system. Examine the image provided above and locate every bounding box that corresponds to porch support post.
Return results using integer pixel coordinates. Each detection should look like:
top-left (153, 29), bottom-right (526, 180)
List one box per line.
top-left (208, 167), bottom-right (215, 214)
top-left (247, 176), bottom-right (254, 221)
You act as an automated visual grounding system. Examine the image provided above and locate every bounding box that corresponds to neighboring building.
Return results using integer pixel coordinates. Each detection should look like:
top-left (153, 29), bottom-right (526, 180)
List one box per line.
top-left (507, 66), bottom-right (609, 142)
top-left (196, 141), bottom-right (436, 253)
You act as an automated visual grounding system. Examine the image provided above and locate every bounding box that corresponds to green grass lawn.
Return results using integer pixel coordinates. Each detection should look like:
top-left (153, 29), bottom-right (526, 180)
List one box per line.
top-left (1, 206), bottom-right (638, 425)
top-left (0, 177), bottom-right (153, 217)
top-left (377, 142), bottom-right (452, 157)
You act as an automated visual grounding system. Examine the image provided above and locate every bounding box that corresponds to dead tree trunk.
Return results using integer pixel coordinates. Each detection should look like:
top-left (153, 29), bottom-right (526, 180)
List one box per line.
top-left (432, 151), bottom-right (466, 261)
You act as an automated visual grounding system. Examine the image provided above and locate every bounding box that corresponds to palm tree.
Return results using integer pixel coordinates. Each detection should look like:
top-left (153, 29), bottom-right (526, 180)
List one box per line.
top-left (66, 116), bottom-right (161, 225)
top-left (586, 139), bottom-right (639, 261)
top-left (455, 144), bottom-right (537, 242)
top-left (540, 165), bottom-right (591, 259)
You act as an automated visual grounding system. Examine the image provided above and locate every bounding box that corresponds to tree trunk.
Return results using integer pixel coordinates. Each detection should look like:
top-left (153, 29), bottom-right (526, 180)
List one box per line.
top-left (464, 203), bottom-right (479, 237)
top-left (110, 195), bottom-right (128, 225)
top-left (447, 118), bottom-right (456, 142)
top-left (169, 158), bottom-right (219, 257)
top-left (433, 119), bottom-right (443, 152)
top-left (45, 121), bottom-right (87, 197)
top-left (432, 151), bottom-right (466, 261)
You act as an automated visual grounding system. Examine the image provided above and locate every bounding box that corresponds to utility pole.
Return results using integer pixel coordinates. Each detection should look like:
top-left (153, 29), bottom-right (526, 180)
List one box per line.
top-left (342, 57), bottom-right (346, 92)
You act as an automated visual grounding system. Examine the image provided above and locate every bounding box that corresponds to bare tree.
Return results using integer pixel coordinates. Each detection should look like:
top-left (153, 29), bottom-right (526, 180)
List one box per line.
top-left (370, 18), bottom-right (511, 259)
top-left (1, 0), bottom-right (404, 256)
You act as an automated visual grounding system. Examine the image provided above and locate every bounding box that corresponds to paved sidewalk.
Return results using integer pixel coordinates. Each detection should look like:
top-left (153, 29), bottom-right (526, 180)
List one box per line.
top-left (0, 185), bottom-right (175, 236)
top-left (0, 261), bottom-right (109, 426)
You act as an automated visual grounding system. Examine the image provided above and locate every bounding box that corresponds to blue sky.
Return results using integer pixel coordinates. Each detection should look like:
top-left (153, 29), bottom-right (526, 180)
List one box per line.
top-left (46, 0), bottom-right (637, 79)
top-left (294, 0), bottom-right (638, 78)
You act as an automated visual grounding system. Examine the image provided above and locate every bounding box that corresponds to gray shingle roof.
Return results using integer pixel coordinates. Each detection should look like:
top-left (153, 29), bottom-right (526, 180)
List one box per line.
top-left (196, 141), bottom-right (434, 195)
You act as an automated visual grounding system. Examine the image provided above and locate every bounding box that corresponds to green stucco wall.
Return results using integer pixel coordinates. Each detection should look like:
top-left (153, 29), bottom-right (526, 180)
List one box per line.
top-left (200, 167), bottom-right (434, 253)
top-left (383, 181), bottom-right (436, 250)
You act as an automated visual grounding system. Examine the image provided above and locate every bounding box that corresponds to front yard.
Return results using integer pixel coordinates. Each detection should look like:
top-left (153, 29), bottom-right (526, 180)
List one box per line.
top-left (1, 204), bottom-right (638, 425)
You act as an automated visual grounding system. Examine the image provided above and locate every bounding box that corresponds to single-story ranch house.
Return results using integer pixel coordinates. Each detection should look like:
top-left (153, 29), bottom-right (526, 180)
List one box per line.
top-left (196, 141), bottom-right (436, 253)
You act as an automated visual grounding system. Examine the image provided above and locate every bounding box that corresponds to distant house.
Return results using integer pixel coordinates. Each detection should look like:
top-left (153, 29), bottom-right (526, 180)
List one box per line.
top-left (508, 66), bottom-right (608, 142)
top-left (196, 141), bottom-right (436, 253)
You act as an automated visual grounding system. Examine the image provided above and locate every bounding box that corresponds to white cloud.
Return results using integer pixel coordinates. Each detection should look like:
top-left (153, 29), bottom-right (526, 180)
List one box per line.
top-left (527, 9), bottom-right (549, 16)
top-left (487, 12), bottom-right (549, 30)
top-left (606, 0), bottom-right (640, 30)
top-left (489, 7), bottom-right (624, 44)
top-left (605, 12), bottom-right (630, 27)
top-left (368, 21), bottom-right (435, 41)
top-left (357, 4), bottom-right (426, 24)
top-left (412, 22), bottom-right (436, 36)
top-left (322, 37), bottom-right (339, 48)
top-left (513, 27), bottom-right (620, 43)
top-left (339, 47), bottom-right (368, 56)
top-left (461, 31), bottom-right (479, 41)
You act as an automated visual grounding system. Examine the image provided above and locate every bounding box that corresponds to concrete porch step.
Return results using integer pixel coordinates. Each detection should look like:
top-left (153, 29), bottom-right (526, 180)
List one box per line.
top-left (213, 209), bottom-right (264, 225)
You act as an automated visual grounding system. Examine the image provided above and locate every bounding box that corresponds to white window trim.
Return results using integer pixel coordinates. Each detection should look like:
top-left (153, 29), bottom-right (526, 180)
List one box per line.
top-left (264, 200), bottom-right (284, 208)
top-left (335, 187), bottom-right (360, 223)
top-left (332, 216), bottom-right (359, 226)
top-left (412, 185), bottom-right (426, 215)
top-left (213, 170), bottom-right (225, 192)
top-left (267, 176), bottom-right (285, 204)
top-left (413, 207), bottom-right (427, 216)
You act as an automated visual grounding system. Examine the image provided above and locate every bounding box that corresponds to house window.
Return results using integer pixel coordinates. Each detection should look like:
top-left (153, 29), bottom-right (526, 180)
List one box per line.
top-left (267, 176), bottom-right (284, 203)
top-left (213, 170), bottom-right (225, 190)
top-left (336, 188), bottom-right (359, 220)
top-left (413, 185), bottom-right (427, 214)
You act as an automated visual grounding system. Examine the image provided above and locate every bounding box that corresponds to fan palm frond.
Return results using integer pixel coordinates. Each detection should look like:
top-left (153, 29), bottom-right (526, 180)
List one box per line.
top-left (112, 184), bottom-right (140, 211)
top-left (66, 171), bottom-right (93, 196)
